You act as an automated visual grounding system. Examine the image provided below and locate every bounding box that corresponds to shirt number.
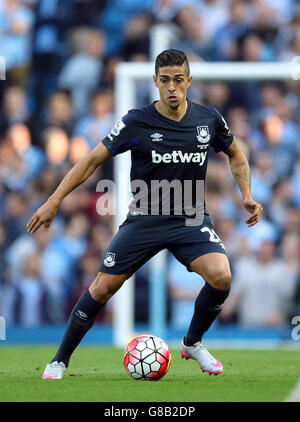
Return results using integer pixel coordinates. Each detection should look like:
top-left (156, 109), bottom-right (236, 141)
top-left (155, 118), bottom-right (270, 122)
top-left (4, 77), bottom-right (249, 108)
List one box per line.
top-left (200, 227), bottom-right (225, 249)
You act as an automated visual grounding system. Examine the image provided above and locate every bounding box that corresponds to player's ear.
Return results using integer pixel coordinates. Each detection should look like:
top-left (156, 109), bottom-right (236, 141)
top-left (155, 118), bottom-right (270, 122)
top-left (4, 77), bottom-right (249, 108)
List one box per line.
top-left (187, 75), bottom-right (192, 87)
top-left (153, 75), bottom-right (159, 88)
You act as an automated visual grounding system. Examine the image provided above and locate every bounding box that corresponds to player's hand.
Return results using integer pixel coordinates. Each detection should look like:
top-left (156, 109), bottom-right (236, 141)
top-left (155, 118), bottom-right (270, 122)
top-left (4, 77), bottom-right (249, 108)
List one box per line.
top-left (243, 198), bottom-right (263, 227)
top-left (27, 199), bottom-right (59, 234)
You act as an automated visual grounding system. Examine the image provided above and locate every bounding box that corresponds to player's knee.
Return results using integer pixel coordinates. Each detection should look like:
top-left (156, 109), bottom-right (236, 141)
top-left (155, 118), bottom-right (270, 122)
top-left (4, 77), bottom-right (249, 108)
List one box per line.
top-left (207, 269), bottom-right (231, 291)
top-left (89, 272), bottom-right (129, 303)
top-left (92, 282), bottom-right (112, 303)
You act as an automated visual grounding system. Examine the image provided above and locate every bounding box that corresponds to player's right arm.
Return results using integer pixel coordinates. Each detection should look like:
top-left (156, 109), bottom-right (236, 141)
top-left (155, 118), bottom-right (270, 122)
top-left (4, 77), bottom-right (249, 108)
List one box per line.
top-left (27, 142), bottom-right (112, 234)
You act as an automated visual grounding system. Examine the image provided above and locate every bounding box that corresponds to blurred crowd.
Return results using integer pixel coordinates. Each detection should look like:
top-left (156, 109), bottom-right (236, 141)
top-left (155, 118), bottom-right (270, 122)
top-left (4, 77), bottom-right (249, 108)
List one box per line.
top-left (0, 0), bottom-right (300, 330)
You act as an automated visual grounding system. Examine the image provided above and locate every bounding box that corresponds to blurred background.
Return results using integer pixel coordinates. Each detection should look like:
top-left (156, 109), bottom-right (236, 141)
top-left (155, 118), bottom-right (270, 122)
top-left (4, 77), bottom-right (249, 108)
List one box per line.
top-left (0, 0), bottom-right (300, 348)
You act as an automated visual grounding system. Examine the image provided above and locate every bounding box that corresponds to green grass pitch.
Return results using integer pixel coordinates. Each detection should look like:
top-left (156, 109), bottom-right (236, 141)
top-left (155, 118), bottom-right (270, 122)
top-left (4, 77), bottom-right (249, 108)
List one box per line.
top-left (0, 346), bottom-right (299, 402)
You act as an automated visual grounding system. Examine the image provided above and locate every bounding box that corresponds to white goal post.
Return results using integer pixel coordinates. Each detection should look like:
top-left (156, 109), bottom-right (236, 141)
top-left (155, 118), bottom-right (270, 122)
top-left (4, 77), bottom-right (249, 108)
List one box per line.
top-left (112, 60), bottom-right (296, 348)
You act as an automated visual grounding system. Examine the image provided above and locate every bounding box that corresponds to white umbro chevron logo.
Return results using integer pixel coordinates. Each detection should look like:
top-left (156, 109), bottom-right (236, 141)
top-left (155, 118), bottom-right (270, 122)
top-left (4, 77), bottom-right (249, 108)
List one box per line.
top-left (76, 310), bottom-right (88, 320)
top-left (150, 133), bottom-right (163, 141)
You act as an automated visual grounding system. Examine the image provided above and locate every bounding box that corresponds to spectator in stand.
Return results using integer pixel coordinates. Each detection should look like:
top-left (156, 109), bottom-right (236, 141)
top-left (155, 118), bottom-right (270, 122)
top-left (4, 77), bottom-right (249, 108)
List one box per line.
top-left (42, 127), bottom-right (70, 170)
top-left (195, 0), bottom-right (230, 41)
top-left (250, 151), bottom-right (275, 207)
top-left (6, 212), bottom-right (89, 323)
top-left (151, 0), bottom-right (182, 22)
top-left (267, 179), bottom-right (294, 230)
top-left (5, 223), bottom-right (52, 280)
top-left (120, 13), bottom-right (151, 61)
top-left (253, 111), bottom-right (299, 181)
top-left (280, 232), bottom-right (300, 293)
top-left (2, 192), bottom-right (29, 246)
top-left (43, 91), bottom-right (75, 137)
top-left (213, 0), bottom-right (251, 61)
top-left (214, 214), bottom-right (240, 261)
top-left (202, 82), bottom-right (231, 116)
top-left (284, 206), bottom-right (300, 235)
top-left (73, 90), bottom-right (114, 150)
top-left (2, 253), bottom-right (48, 326)
top-left (172, 6), bottom-right (216, 61)
top-left (0, 86), bottom-right (40, 146)
top-left (249, 2), bottom-right (281, 58)
top-left (0, 124), bottom-right (45, 191)
top-left (0, 0), bottom-right (35, 87)
top-left (95, 0), bottom-right (151, 56)
top-left (46, 213), bottom-right (89, 297)
top-left (279, 17), bottom-right (300, 61)
top-left (99, 56), bottom-right (122, 90)
top-left (31, 0), bottom-right (74, 110)
top-left (221, 240), bottom-right (297, 327)
top-left (57, 28), bottom-right (106, 117)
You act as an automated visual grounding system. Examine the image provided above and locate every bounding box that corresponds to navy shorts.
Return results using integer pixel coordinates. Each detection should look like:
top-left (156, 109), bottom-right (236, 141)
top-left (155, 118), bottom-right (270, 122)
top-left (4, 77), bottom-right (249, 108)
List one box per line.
top-left (99, 214), bottom-right (227, 276)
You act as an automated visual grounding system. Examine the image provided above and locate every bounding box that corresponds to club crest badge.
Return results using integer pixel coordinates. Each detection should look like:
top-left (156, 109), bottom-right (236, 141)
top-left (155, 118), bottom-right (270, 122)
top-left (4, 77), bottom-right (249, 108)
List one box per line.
top-left (104, 252), bottom-right (116, 267)
top-left (196, 126), bottom-right (211, 143)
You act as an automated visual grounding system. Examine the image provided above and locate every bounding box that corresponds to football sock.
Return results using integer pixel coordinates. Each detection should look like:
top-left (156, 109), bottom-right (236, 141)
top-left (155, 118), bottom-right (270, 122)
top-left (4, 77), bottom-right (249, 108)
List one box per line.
top-left (184, 282), bottom-right (230, 346)
top-left (52, 290), bottom-right (104, 367)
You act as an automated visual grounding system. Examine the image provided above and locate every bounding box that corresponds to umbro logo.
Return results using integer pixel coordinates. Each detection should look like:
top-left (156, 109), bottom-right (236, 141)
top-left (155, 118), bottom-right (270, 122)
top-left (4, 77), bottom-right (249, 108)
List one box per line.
top-left (150, 133), bottom-right (163, 141)
top-left (76, 310), bottom-right (88, 320)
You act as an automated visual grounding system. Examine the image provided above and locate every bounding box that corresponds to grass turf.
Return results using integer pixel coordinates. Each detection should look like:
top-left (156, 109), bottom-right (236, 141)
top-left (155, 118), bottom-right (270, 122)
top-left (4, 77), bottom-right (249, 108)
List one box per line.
top-left (0, 346), bottom-right (299, 402)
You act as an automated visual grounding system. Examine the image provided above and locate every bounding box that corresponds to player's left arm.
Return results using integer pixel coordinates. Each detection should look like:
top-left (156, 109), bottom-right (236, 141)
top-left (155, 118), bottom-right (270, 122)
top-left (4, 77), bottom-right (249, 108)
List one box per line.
top-left (223, 136), bottom-right (263, 227)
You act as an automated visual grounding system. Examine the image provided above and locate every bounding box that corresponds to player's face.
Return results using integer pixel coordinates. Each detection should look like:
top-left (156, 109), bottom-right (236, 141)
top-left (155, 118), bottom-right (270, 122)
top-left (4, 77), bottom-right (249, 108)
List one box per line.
top-left (153, 66), bottom-right (192, 110)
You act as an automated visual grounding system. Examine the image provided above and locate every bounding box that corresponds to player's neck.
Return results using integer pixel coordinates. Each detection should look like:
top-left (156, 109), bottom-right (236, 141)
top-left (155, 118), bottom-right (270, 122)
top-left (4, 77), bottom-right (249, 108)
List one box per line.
top-left (155, 99), bottom-right (188, 122)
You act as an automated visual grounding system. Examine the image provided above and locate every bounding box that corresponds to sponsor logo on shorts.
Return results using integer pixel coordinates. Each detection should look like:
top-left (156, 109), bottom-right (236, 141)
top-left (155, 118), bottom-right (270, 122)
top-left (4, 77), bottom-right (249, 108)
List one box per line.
top-left (104, 252), bottom-right (116, 267)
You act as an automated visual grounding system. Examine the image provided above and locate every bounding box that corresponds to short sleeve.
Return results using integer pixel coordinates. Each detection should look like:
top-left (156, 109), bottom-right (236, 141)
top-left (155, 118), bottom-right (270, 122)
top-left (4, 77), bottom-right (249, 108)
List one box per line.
top-left (101, 111), bottom-right (140, 156)
top-left (211, 107), bottom-right (234, 153)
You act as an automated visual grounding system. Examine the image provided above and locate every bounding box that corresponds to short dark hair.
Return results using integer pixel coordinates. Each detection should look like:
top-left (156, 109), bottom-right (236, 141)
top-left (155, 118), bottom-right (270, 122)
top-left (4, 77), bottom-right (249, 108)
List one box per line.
top-left (155, 49), bottom-right (190, 76)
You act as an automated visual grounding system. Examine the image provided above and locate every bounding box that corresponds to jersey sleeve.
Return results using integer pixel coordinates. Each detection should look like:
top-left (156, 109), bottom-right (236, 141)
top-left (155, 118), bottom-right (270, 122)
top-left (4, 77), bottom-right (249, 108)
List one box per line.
top-left (101, 111), bottom-right (140, 156)
top-left (211, 107), bottom-right (234, 153)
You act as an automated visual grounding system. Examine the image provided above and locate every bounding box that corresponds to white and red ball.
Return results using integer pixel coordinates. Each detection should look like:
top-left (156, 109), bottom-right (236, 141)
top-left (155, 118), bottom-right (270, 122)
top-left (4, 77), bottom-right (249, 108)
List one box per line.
top-left (123, 334), bottom-right (172, 381)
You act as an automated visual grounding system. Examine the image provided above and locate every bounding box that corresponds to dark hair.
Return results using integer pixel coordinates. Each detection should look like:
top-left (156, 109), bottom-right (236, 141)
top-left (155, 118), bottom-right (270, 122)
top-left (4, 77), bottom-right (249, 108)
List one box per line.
top-left (155, 49), bottom-right (190, 76)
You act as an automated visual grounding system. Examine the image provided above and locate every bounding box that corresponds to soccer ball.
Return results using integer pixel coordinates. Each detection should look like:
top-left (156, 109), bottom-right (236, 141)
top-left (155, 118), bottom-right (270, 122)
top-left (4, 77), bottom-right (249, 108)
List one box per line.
top-left (123, 334), bottom-right (172, 381)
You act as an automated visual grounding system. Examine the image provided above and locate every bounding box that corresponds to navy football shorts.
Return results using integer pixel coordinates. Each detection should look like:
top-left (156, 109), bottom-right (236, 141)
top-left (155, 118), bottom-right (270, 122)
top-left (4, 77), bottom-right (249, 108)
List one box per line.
top-left (99, 213), bottom-right (227, 276)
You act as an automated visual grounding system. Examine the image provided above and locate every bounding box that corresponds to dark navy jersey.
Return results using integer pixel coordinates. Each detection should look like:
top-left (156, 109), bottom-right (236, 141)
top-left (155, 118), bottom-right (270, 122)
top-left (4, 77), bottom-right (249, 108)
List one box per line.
top-left (101, 99), bottom-right (234, 217)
